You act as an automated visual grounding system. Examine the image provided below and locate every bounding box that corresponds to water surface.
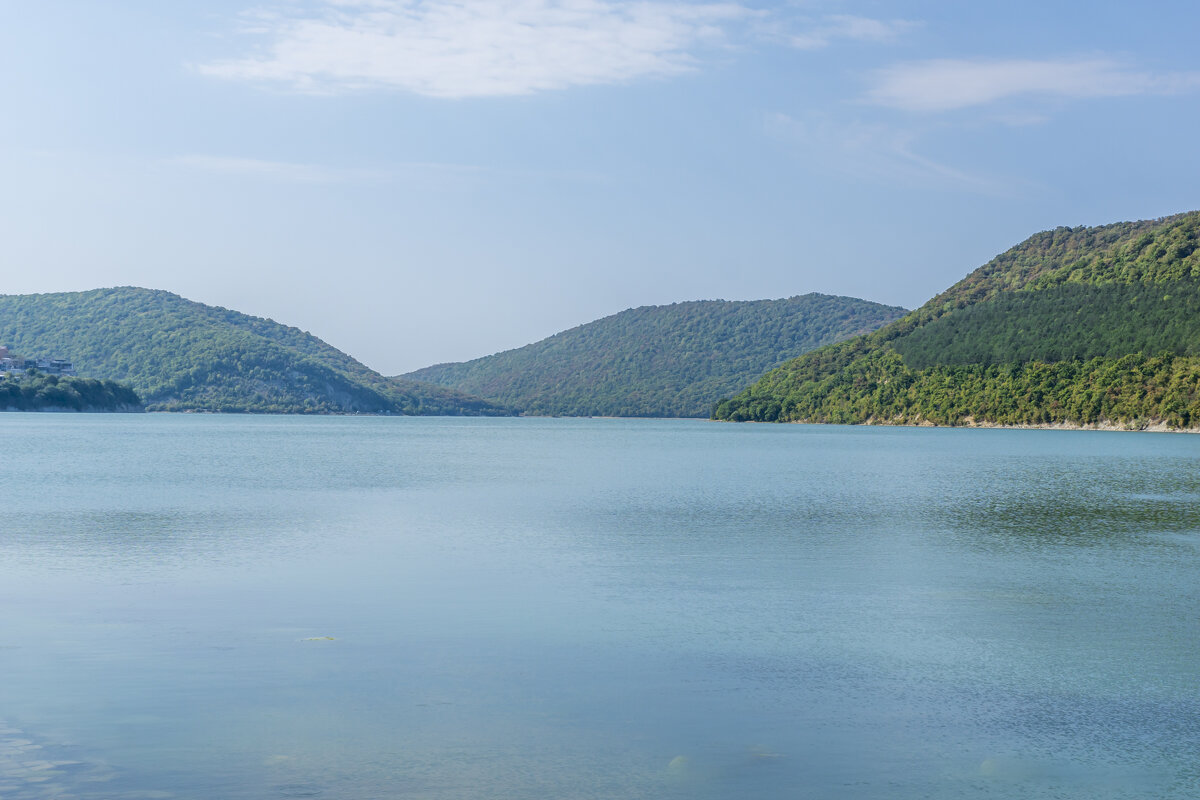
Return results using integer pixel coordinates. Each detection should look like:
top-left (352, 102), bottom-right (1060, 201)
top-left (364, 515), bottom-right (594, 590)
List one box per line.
top-left (0, 416), bottom-right (1197, 798)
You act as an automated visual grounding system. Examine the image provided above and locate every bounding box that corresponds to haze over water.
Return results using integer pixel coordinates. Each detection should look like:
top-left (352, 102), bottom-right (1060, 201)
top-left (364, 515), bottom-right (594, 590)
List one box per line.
top-left (1, 415), bottom-right (1197, 799)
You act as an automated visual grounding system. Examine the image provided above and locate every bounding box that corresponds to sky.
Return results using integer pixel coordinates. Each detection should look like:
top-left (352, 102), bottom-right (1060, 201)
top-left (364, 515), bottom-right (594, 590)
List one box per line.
top-left (1, 1), bottom-right (1198, 374)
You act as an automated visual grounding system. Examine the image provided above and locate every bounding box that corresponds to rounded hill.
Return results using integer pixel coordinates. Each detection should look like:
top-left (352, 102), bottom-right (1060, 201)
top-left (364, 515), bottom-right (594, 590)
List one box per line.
top-left (403, 294), bottom-right (908, 418)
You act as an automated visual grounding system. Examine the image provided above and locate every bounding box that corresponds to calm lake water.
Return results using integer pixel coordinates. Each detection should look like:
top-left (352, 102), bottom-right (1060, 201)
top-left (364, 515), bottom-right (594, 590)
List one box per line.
top-left (0, 415), bottom-right (1197, 799)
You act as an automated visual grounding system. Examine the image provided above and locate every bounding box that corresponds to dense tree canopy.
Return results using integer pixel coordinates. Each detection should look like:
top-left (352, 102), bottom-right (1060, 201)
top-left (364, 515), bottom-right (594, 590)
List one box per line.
top-left (892, 281), bottom-right (1200, 369)
top-left (403, 294), bottom-right (907, 418)
top-left (0, 288), bottom-right (507, 414)
top-left (0, 372), bottom-right (142, 412)
top-left (714, 212), bottom-right (1200, 429)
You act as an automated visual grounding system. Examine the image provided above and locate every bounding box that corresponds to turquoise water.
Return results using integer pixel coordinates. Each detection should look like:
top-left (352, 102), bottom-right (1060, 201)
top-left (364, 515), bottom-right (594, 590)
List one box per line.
top-left (0, 415), bottom-right (1197, 799)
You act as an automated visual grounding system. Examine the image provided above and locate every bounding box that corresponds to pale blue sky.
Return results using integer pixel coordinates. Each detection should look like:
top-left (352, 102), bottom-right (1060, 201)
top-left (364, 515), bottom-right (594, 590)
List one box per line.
top-left (2, 1), bottom-right (1198, 373)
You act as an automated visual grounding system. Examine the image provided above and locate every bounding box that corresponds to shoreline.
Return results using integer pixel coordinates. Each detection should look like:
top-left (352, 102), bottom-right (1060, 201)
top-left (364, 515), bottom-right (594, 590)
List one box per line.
top-left (854, 416), bottom-right (1200, 433)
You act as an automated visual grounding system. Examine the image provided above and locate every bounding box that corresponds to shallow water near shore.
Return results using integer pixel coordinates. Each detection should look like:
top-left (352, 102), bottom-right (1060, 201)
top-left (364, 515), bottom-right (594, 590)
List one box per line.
top-left (1, 415), bottom-right (1198, 799)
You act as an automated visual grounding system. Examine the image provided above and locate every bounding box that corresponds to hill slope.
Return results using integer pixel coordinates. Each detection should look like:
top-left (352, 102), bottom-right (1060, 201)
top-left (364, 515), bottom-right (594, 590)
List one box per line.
top-left (0, 288), bottom-right (507, 414)
top-left (713, 212), bottom-right (1200, 429)
top-left (403, 294), bottom-right (908, 418)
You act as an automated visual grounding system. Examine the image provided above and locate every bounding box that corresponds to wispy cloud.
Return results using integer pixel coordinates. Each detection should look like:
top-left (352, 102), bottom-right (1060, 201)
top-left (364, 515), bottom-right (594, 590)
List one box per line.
top-left (866, 57), bottom-right (1200, 112)
top-left (199, 0), bottom-right (755, 98)
top-left (172, 154), bottom-right (609, 185)
top-left (764, 112), bottom-right (1023, 196)
top-left (173, 154), bottom-right (389, 182)
top-left (787, 14), bottom-right (917, 50)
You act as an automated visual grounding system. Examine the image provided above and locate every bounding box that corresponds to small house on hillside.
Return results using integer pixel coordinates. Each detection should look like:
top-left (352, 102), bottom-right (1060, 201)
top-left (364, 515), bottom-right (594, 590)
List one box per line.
top-left (0, 346), bottom-right (77, 377)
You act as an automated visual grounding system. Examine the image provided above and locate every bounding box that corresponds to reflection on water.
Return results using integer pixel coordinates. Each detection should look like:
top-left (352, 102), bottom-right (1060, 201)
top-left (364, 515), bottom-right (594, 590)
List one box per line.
top-left (0, 721), bottom-right (119, 800)
top-left (0, 416), bottom-right (1198, 799)
top-left (937, 455), bottom-right (1200, 545)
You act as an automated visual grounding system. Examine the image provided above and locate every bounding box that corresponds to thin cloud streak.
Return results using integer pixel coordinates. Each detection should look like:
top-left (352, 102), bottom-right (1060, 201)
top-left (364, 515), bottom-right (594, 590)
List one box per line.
top-left (172, 154), bottom-right (611, 185)
top-left (173, 154), bottom-right (391, 182)
top-left (867, 57), bottom-right (1200, 112)
top-left (200, 0), bottom-right (755, 98)
top-left (764, 112), bottom-right (1027, 197)
top-left (788, 14), bottom-right (917, 50)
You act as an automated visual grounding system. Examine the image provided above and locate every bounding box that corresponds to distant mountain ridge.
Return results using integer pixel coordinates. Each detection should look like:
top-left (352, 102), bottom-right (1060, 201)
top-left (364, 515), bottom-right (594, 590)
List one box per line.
top-left (0, 287), bottom-right (507, 415)
top-left (713, 212), bottom-right (1200, 429)
top-left (403, 294), bottom-right (908, 418)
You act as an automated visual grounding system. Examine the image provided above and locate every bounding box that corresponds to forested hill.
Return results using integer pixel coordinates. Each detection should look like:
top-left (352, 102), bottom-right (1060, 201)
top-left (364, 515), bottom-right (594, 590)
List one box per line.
top-left (402, 294), bottom-right (907, 418)
top-left (713, 212), bottom-right (1200, 429)
top-left (0, 288), bottom-right (508, 414)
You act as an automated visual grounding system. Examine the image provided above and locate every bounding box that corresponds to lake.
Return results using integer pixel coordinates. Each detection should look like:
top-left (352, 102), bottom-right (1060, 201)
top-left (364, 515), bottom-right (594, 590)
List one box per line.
top-left (0, 415), bottom-right (1197, 799)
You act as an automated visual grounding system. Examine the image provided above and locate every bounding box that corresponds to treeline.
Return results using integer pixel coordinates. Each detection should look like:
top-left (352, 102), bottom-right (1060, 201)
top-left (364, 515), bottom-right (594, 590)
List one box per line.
top-left (0, 372), bottom-right (142, 412)
top-left (714, 351), bottom-right (1200, 429)
top-left (405, 294), bottom-right (907, 418)
top-left (917, 212), bottom-right (1200, 316)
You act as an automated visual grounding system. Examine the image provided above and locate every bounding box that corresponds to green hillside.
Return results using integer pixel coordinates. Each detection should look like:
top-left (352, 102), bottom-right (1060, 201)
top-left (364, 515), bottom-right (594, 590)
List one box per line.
top-left (713, 212), bottom-right (1200, 429)
top-left (403, 294), bottom-right (907, 418)
top-left (1, 372), bottom-right (142, 412)
top-left (0, 288), bottom-right (508, 415)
